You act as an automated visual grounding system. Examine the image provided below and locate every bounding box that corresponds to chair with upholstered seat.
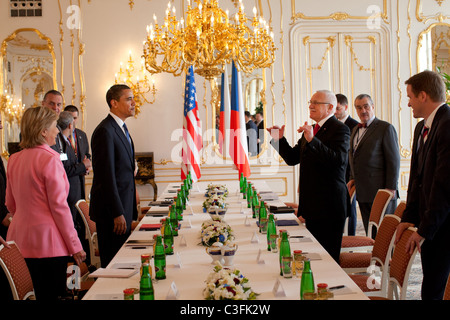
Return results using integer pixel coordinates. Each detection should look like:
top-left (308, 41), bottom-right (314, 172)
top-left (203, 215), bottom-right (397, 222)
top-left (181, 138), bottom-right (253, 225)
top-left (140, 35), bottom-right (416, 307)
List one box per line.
top-left (341, 189), bottom-right (394, 252)
top-left (340, 214), bottom-right (401, 297)
top-left (0, 241), bottom-right (35, 300)
top-left (369, 227), bottom-right (423, 300)
top-left (75, 200), bottom-right (100, 268)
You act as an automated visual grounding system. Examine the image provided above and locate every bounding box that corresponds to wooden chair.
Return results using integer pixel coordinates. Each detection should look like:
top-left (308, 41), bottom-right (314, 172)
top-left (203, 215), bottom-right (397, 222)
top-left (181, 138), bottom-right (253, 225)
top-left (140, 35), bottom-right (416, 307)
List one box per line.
top-left (343, 180), bottom-right (356, 236)
top-left (75, 200), bottom-right (100, 268)
top-left (341, 189), bottom-right (394, 252)
top-left (370, 227), bottom-right (423, 300)
top-left (393, 200), bottom-right (406, 219)
top-left (340, 214), bottom-right (401, 297)
top-left (0, 241), bottom-right (35, 300)
top-left (444, 273), bottom-right (450, 300)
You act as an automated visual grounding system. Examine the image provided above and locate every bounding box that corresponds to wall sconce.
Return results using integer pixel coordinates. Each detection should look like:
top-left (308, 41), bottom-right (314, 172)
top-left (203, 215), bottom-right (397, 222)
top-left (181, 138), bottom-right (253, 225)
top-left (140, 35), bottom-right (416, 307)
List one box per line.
top-left (115, 50), bottom-right (157, 117)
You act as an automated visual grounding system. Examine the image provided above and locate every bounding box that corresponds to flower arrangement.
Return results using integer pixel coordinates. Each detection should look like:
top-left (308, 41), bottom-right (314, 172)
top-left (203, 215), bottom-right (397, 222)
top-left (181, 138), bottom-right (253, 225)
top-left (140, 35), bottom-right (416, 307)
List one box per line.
top-left (206, 183), bottom-right (228, 197)
top-left (203, 262), bottom-right (259, 300)
top-left (200, 219), bottom-right (234, 246)
top-left (202, 194), bottom-right (227, 211)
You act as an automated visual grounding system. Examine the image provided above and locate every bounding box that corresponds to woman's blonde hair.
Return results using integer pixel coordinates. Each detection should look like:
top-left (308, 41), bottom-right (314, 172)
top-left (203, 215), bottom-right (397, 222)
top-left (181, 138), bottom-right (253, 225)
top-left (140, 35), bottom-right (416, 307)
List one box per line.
top-left (20, 107), bottom-right (58, 149)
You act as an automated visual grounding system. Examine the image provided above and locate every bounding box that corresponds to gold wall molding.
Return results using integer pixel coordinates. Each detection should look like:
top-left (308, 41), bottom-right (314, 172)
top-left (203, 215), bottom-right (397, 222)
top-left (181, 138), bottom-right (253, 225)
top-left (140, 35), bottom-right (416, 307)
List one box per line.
top-left (291, 0), bottom-right (389, 24)
top-left (416, 0), bottom-right (450, 23)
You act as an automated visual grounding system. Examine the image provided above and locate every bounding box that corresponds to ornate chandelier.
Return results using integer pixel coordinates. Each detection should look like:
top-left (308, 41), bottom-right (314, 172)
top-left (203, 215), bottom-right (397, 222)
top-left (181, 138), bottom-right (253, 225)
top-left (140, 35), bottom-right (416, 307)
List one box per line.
top-left (115, 51), bottom-right (157, 117)
top-left (143, 0), bottom-right (276, 80)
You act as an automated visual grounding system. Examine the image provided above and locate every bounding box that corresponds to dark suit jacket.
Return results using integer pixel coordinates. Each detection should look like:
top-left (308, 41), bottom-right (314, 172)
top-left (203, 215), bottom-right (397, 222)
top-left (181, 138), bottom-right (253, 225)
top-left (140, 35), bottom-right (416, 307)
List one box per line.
top-left (0, 158), bottom-right (8, 239)
top-left (60, 133), bottom-right (84, 223)
top-left (272, 116), bottom-right (350, 221)
top-left (349, 117), bottom-right (400, 203)
top-left (344, 116), bottom-right (359, 182)
top-left (402, 104), bottom-right (450, 240)
top-left (257, 120), bottom-right (265, 153)
top-left (246, 120), bottom-right (258, 156)
top-left (89, 114), bottom-right (137, 232)
top-left (73, 128), bottom-right (90, 199)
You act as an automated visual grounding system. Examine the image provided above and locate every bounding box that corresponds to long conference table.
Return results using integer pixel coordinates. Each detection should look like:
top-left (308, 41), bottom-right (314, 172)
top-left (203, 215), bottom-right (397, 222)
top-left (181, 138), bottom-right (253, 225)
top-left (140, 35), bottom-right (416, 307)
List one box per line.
top-left (83, 181), bottom-right (369, 301)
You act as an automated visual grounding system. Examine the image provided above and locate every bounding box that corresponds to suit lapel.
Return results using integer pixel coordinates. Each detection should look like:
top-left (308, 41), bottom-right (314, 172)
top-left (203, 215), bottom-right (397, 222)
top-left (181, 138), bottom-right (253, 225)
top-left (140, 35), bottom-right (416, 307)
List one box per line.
top-left (351, 117), bottom-right (379, 155)
top-left (107, 115), bottom-right (134, 163)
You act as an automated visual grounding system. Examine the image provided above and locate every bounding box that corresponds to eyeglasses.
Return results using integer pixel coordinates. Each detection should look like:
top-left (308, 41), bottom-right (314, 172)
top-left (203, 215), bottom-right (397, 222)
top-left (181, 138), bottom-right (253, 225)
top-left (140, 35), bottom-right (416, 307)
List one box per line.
top-left (308, 100), bottom-right (331, 106)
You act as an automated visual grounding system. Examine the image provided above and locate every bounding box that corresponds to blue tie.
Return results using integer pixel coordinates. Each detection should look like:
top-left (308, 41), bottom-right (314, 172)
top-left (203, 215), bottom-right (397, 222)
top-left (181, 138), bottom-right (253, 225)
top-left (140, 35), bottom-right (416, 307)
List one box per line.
top-left (123, 123), bottom-right (131, 145)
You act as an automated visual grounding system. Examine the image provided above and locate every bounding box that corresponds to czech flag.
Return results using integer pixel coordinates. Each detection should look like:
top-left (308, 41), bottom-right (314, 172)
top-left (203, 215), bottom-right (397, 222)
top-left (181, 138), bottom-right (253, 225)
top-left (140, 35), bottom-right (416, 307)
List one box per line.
top-left (229, 61), bottom-right (251, 178)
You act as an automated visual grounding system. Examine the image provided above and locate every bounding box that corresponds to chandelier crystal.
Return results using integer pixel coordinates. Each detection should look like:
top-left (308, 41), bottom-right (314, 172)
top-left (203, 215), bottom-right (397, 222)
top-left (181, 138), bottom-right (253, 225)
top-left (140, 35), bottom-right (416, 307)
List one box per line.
top-left (143, 0), bottom-right (276, 80)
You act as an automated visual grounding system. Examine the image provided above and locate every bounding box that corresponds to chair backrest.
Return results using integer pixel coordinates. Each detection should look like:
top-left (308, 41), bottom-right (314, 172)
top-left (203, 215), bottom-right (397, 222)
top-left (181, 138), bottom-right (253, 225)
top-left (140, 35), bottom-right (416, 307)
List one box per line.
top-left (76, 199), bottom-right (96, 234)
top-left (387, 227), bottom-right (423, 300)
top-left (347, 181), bottom-right (356, 204)
top-left (444, 274), bottom-right (450, 300)
top-left (371, 214), bottom-right (401, 266)
top-left (0, 241), bottom-right (35, 300)
top-left (368, 189), bottom-right (394, 238)
top-left (393, 201), bottom-right (406, 219)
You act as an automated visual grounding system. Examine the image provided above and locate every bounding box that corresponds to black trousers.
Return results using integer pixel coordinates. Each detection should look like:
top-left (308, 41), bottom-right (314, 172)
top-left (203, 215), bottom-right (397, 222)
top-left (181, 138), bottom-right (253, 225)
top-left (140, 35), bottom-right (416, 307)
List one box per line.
top-left (96, 221), bottom-right (130, 268)
top-left (420, 217), bottom-right (450, 300)
top-left (25, 256), bottom-right (68, 300)
top-left (305, 219), bottom-right (345, 264)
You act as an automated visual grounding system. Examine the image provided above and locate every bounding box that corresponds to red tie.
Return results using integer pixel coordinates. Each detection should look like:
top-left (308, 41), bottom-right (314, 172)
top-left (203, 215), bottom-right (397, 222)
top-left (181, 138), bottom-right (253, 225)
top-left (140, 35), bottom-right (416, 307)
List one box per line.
top-left (422, 126), bottom-right (429, 140)
top-left (313, 124), bottom-right (320, 136)
top-left (358, 123), bottom-right (367, 128)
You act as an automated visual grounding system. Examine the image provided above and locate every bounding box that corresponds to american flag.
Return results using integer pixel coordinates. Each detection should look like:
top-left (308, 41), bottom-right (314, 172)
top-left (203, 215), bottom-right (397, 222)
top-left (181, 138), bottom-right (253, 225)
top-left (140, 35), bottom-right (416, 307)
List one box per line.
top-left (181, 66), bottom-right (202, 182)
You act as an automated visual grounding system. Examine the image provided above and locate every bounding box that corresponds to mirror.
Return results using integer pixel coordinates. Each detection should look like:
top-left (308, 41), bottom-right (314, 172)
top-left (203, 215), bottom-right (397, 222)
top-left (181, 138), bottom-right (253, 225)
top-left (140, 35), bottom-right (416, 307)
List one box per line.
top-left (0, 28), bottom-right (57, 157)
top-left (417, 23), bottom-right (450, 79)
top-left (212, 67), bottom-right (268, 159)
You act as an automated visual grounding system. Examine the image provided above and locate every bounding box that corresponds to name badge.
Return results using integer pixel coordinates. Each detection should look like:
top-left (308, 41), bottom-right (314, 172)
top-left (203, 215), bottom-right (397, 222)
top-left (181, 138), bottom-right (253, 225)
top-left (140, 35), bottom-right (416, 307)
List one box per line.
top-left (60, 153), bottom-right (68, 161)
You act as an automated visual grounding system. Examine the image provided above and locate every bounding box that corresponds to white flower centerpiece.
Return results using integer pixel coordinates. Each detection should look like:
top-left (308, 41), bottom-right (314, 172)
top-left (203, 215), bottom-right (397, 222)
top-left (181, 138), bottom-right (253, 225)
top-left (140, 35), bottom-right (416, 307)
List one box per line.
top-left (203, 262), bottom-right (259, 300)
top-left (206, 183), bottom-right (229, 197)
top-left (200, 218), bottom-right (234, 247)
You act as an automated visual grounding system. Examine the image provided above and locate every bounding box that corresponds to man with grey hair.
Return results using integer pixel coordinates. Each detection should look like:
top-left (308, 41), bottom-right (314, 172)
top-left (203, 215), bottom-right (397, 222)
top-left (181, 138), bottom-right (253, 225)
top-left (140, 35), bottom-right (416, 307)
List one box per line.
top-left (267, 90), bottom-right (350, 263)
top-left (58, 111), bottom-right (92, 261)
top-left (348, 94), bottom-right (400, 238)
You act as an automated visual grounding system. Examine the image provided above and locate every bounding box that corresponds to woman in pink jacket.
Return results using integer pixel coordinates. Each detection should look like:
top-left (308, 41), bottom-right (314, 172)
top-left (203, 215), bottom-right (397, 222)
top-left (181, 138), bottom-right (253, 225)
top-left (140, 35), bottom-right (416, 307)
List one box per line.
top-left (6, 107), bottom-right (86, 300)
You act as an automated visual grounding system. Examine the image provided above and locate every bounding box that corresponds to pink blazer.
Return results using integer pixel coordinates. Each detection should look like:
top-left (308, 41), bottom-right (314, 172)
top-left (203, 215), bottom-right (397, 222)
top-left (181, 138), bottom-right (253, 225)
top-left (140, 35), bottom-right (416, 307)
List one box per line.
top-left (6, 144), bottom-right (82, 259)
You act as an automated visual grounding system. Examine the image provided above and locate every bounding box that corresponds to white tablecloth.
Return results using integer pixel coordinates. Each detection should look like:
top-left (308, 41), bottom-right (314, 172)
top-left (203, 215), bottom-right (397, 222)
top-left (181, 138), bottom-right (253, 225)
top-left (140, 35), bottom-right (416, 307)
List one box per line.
top-left (82, 181), bottom-right (368, 301)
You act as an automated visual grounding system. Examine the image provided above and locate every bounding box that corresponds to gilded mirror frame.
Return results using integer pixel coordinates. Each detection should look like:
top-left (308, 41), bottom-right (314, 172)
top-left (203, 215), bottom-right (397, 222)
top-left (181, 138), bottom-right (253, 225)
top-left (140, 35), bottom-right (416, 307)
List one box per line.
top-left (211, 68), bottom-right (269, 160)
top-left (0, 28), bottom-right (57, 158)
top-left (416, 22), bottom-right (450, 74)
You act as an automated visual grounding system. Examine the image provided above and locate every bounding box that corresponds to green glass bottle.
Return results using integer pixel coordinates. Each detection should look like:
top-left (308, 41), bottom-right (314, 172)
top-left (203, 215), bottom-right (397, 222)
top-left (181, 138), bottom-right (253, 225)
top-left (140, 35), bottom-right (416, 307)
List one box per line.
top-left (300, 259), bottom-right (315, 300)
top-left (239, 172), bottom-right (244, 193)
top-left (163, 219), bottom-right (174, 255)
top-left (169, 205), bottom-right (178, 237)
top-left (179, 187), bottom-right (186, 210)
top-left (252, 190), bottom-right (259, 219)
top-left (175, 195), bottom-right (183, 221)
top-left (279, 230), bottom-right (291, 276)
top-left (139, 262), bottom-right (154, 300)
top-left (154, 235), bottom-right (166, 280)
top-left (266, 213), bottom-right (277, 251)
top-left (246, 182), bottom-right (252, 208)
top-left (259, 201), bottom-right (268, 234)
top-left (242, 177), bottom-right (247, 198)
top-left (188, 172), bottom-right (193, 189)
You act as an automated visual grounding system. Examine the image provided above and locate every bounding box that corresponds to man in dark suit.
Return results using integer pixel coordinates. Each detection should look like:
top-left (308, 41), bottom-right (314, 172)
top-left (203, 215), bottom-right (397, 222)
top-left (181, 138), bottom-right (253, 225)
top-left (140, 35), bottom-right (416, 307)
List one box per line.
top-left (268, 90), bottom-right (350, 263)
top-left (64, 105), bottom-right (91, 199)
top-left (349, 94), bottom-right (400, 238)
top-left (90, 84), bottom-right (138, 268)
top-left (335, 93), bottom-right (359, 236)
top-left (245, 111), bottom-right (258, 156)
top-left (255, 111), bottom-right (265, 154)
top-left (0, 119), bottom-right (11, 240)
top-left (42, 90), bottom-right (64, 153)
top-left (396, 70), bottom-right (450, 300)
top-left (57, 111), bottom-right (91, 261)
